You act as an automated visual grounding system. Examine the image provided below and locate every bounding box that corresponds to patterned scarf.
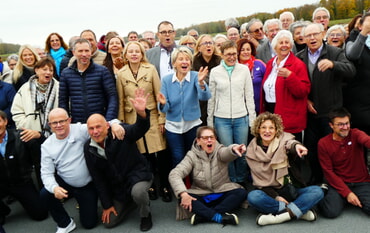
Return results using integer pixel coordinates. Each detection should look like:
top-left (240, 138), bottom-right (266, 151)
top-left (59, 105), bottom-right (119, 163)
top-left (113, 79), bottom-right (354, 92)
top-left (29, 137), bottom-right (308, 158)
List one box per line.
top-left (29, 75), bottom-right (57, 137)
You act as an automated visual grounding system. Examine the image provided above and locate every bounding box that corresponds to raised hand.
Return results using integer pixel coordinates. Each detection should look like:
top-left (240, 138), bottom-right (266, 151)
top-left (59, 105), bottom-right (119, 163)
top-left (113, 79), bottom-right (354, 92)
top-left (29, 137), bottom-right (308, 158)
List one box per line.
top-left (129, 88), bottom-right (149, 118)
top-left (198, 66), bottom-right (209, 84)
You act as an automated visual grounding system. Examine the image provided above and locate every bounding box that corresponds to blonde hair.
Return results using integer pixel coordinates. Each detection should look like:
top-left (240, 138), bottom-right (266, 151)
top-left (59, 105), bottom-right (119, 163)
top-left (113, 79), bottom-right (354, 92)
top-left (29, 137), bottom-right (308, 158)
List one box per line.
top-left (122, 41), bottom-right (149, 66)
top-left (13, 45), bottom-right (40, 83)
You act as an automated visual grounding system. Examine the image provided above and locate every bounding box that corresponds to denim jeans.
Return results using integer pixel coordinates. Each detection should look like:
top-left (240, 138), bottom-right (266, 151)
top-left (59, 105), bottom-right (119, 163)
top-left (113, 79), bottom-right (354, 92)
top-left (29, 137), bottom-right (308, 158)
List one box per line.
top-left (214, 116), bottom-right (249, 183)
top-left (166, 127), bottom-right (198, 167)
top-left (248, 186), bottom-right (323, 218)
top-left (189, 188), bottom-right (248, 220)
top-left (40, 175), bottom-right (98, 229)
top-left (319, 183), bottom-right (370, 218)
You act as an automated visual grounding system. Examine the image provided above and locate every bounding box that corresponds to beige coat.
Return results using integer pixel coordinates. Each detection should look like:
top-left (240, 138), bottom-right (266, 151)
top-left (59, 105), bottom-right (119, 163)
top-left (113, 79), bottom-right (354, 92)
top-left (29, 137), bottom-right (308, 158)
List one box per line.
top-left (116, 63), bottom-right (166, 154)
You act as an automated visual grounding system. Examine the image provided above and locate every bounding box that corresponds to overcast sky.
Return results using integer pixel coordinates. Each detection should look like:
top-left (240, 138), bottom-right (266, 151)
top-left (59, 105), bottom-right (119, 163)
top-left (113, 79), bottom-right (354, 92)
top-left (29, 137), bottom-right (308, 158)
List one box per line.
top-left (2, 0), bottom-right (319, 47)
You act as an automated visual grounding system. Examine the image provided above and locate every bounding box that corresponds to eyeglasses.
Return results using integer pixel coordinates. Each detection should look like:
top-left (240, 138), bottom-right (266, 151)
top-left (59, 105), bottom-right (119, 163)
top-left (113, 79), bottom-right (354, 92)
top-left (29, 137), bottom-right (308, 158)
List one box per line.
top-left (158, 30), bottom-right (175, 35)
top-left (314, 15), bottom-right (329, 20)
top-left (304, 32), bottom-right (322, 39)
top-left (182, 42), bottom-right (195, 46)
top-left (200, 41), bottom-right (214, 46)
top-left (223, 53), bottom-right (237, 57)
top-left (49, 118), bottom-right (69, 127)
top-left (253, 27), bottom-right (263, 33)
top-left (200, 135), bottom-right (215, 140)
top-left (334, 122), bottom-right (350, 128)
top-left (329, 33), bottom-right (343, 38)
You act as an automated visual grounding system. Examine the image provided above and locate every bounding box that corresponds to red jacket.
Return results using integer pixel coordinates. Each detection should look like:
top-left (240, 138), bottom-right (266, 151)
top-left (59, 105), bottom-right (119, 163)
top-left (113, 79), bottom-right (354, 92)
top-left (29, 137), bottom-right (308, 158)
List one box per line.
top-left (260, 52), bottom-right (310, 133)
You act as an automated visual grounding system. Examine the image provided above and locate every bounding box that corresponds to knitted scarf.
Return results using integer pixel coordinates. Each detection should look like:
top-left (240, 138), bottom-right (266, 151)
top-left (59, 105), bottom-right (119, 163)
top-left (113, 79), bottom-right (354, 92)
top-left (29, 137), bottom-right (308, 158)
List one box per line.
top-left (50, 47), bottom-right (66, 76)
top-left (29, 75), bottom-right (57, 137)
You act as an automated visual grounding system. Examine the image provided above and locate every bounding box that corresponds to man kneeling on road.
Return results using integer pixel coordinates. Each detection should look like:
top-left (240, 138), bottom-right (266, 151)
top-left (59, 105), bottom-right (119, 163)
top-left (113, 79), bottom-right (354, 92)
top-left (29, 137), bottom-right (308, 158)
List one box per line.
top-left (84, 88), bottom-right (153, 232)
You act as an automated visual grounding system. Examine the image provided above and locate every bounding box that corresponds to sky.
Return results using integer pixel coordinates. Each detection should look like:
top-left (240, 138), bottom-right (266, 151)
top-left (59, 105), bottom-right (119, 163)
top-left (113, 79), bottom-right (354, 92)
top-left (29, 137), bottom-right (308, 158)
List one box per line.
top-left (1, 0), bottom-right (319, 47)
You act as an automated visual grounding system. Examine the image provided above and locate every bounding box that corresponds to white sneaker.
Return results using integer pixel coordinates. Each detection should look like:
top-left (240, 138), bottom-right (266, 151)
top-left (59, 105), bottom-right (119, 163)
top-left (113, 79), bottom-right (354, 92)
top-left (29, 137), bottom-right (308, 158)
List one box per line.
top-left (56, 218), bottom-right (76, 233)
top-left (300, 209), bottom-right (317, 222)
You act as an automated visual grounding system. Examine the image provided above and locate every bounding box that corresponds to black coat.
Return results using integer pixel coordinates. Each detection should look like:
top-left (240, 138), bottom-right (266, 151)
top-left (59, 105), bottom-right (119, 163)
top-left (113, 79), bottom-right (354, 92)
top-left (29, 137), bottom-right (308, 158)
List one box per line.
top-left (84, 110), bottom-right (151, 209)
top-left (0, 130), bottom-right (33, 185)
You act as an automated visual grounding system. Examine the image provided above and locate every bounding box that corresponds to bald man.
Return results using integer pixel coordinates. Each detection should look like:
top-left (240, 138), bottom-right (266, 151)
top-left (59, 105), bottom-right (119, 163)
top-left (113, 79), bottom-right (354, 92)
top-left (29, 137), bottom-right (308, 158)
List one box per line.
top-left (40, 108), bottom-right (123, 233)
top-left (84, 88), bottom-right (153, 231)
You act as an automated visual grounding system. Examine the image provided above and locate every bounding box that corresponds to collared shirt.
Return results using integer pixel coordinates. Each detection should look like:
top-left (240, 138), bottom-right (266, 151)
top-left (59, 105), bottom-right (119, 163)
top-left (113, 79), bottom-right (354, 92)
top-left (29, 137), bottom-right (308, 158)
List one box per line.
top-left (308, 44), bottom-right (323, 65)
top-left (0, 131), bottom-right (8, 158)
top-left (89, 138), bottom-right (107, 160)
top-left (159, 48), bottom-right (174, 78)
top-left (263, 53), bottom-right (290, 103)
top-left (165, 72), bottom-right (202, 133)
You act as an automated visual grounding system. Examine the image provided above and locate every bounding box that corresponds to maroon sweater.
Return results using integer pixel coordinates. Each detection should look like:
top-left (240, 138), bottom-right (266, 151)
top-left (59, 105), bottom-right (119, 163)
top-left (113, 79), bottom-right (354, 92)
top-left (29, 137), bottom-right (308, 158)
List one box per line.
top-left (318, 129), bottom-right (370, 197)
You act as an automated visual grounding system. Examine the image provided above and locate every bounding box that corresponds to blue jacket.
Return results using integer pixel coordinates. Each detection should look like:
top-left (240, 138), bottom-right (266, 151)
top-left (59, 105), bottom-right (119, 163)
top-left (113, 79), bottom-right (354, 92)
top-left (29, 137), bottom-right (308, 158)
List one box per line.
top-left (0, 81), bottom-right (16, 127)
top-left (159, 71), bottom-right (211, 122)
top-left (59, 60), bottom-right (118, 123)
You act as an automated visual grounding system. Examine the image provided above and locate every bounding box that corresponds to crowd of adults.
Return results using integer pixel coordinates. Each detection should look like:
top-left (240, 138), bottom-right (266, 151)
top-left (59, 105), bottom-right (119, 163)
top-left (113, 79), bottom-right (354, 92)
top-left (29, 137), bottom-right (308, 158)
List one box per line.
top-left (1, 6), bottom-right (370, 233)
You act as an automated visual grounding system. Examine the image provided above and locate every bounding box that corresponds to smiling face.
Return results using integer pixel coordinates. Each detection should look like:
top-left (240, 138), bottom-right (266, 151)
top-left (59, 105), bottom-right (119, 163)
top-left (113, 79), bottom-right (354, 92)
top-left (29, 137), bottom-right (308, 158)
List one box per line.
top-left (330, 116), bottom-right (351, 140)
top-left (87, 114), bottom-right (110, 145)
top-left (196, 129), bottom-right (217, 154)
top-left (198, 35), bottom-right (215, 58)
top-left (50, 34), bottom-right (61, 51)
top-left (36, 65), bottom-right (54, 84)
top-left (227, 28), bottom-right (240, 42)
top-left (275, 36), bottom-right (292, 59)
top-left (48, 108), bottom-right (71, 140)
top-left (258, 120), bottom-right (277, 146)
top-left (222, 47), bottom-right (238, 66)
top-left (249, 21), bottom-right (264, 40)
top-left (304, 24), bottom-right (324, 53)
top-left (81, 31), bottom-right (97, 53)
top-left (266, 23), bottom-right (280, 42)
top-left (108, 37), bottom-right (124, 56)
top-left (125, 43), bottom-right (143, 64)
top-left (327, 29), bottom-right (345, 48)
top-left (174, 52), bottom-right (191, 77)
top-left (73, 42), bottom-right (92, 66)
top-left (21, 48), bottom-right (36, 67)
top-left (239, 42), bottom-right (252, 62)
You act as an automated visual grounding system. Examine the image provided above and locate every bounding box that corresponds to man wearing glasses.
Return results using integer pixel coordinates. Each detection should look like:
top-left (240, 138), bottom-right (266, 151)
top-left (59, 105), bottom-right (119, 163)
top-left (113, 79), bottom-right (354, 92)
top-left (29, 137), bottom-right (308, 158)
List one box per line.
top-left (40, 108), bottom-right (123, 233)
top-left (256, 18), bottom-right (282, 63)
top-left (296, 23), bottom-right (355, 186)
top-left (312, 7), bottom-right (330, 32)
top-left (318, 107), bottom-right (370, 218)
top-left (146, 21), bottom-right (177, 79)
top-left (246, 18), bottom-right (266, 49)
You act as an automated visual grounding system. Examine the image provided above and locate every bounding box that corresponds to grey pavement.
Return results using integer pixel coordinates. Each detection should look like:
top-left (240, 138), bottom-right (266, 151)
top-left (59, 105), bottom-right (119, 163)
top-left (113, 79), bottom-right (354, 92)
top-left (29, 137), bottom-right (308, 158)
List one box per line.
top-left (2, 195), bottom-right (370, 233)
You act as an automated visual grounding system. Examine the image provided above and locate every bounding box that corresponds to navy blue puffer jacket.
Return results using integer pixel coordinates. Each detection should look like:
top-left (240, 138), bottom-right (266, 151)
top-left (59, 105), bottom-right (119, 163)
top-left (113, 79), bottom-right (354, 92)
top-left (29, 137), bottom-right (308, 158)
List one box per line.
top-left (59, 60), bottom-right (118, 123)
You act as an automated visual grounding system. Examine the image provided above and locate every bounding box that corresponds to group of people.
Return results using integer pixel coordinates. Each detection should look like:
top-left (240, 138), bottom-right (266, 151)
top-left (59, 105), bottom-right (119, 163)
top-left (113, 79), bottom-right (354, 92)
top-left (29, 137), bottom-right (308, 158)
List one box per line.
top-left (1, 5), bottom-right (370, 233)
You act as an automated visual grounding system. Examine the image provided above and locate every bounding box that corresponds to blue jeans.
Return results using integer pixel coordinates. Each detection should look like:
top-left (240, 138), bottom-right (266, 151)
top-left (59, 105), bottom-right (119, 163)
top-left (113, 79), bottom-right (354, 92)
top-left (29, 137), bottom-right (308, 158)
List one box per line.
top-left (248, 186), bottom-right (323, 218)
top-left (166, 127), bottom-right (198, 167)
top-left (214, 116), bottom-right (249, 182)
top-left (189, 188), bottom-right (248, 220)
top-left (40, 175), bottom-right (98, 229)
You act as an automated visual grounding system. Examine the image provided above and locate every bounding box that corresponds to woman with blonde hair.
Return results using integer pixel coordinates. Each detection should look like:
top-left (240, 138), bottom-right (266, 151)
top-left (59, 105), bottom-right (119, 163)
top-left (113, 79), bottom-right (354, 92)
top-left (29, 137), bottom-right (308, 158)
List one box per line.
top-left (12, 45), bottom-right (40, 90)
top-left (116, 41), bottom-right (172, 202)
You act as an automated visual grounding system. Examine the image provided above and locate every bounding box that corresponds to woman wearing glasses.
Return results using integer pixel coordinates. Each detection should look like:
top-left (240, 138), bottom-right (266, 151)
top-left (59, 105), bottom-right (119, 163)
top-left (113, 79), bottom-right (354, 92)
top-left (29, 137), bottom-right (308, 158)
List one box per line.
top-left (192, 34), bottom-right (221, 126)
top-left (207, 40), bottom-right (256, 185)
top-left (11, 57), bottom-right (59, 188)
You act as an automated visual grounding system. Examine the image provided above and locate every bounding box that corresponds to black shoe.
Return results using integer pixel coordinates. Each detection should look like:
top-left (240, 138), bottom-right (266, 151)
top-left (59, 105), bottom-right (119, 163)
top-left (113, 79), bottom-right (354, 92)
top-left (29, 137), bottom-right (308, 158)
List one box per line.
top-left (222, 213), bottom-right (239, 225)
top-left (162, 188), bottom-right (172, 202)
top-left (148, 188), bottom-right (158, 200)
top-left (140, 213), bottom-right (153, 231)
top-left (190, 214), bottom-right (207, 225)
